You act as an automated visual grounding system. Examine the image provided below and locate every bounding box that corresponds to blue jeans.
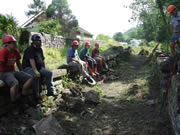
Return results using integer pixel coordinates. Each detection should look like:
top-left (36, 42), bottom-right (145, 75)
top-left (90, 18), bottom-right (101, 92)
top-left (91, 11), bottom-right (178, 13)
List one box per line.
top-left (24, 67), bottom-right (54, 98)
top-left (171, 33), bottom-right (180, 43)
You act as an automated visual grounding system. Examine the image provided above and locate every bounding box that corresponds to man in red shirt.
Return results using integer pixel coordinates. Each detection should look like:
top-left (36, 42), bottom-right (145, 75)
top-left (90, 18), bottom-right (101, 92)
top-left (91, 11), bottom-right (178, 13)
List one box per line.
top-left (91, 42), bottom-right (108, 72)
top-left (0, 35), bottom-right (33, 114)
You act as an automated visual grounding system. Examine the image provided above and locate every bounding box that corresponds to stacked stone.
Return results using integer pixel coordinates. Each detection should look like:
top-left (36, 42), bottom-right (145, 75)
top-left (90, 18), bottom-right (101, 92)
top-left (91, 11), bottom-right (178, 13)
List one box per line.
top-left (158, 55), bottom-right (180, 135)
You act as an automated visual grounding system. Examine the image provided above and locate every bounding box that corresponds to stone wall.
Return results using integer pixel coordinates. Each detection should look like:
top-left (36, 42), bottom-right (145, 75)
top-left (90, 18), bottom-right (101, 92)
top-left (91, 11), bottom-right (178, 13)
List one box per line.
top-left (31, 32), bottom-right (65, 48)
top-left (158, 56), bottom-right (180, 135)
top-left (20, 31), bottom-right (112, 48)
top-left (169, 75), bottom-right (180, 135)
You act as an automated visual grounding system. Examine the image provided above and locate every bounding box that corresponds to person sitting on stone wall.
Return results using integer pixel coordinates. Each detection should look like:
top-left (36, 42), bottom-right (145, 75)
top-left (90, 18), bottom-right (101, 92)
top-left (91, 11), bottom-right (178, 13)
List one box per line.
top-left (79, 41), bottom-right (99, 76)
top-left (91, 42), bottom-right (108, 73)
top-left (22, 34), bottom-right (57, 104)
top-left (0, 35), bottom-right (33, 115)
top-left (67, 40), bottom-right (89, 77)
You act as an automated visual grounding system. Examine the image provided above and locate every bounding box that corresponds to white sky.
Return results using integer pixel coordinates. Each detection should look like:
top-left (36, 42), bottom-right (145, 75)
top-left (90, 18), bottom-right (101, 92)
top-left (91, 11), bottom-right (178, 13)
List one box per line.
top-left (0, 0), bottom-right (136, 38)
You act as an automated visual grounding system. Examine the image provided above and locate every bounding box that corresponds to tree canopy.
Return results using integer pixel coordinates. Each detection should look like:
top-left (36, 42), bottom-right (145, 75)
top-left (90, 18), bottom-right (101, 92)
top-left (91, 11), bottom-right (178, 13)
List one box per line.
top-left (46, 0), bottom-right (78, 37)
top-left (128, 0), bottom-right (180, 42)
top-left (26, 0), bottom-right (46, 17)
top-left (113, 32), bottom-right (125, 42)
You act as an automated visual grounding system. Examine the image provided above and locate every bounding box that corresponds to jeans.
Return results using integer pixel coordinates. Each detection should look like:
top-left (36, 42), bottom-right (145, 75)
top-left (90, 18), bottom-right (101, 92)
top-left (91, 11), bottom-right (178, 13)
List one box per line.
top-left (171, 33), bottom-right (180, 43)
top-left (24, 67), bottom-right (54, 98)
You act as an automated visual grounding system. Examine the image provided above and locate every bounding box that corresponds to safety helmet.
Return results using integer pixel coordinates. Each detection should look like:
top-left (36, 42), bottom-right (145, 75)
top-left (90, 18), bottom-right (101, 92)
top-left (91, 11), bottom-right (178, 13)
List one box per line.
top-left (2, 35), bottom-right (16, 44)
top-left (72, 40), bottom-right (79, 46)
top-left (95, 42), bottom-right (99, 46)
top-left (85, 41), bottom-right (90, 46)
top-left (31, 34), bottom-right (41, 41)
top-left (168, 5), bottom-right (176, 14)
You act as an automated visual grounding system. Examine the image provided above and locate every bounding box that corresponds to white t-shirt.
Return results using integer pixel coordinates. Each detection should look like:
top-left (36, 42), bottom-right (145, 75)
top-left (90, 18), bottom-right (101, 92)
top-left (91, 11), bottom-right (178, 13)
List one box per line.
top-left (171, 11), bottom-right (180, 33)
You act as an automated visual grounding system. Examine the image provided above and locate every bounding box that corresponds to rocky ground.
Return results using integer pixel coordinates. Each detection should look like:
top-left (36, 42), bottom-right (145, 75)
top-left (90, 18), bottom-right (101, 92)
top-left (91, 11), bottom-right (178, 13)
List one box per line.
top-left (0, 54), bottom-right (173, 135)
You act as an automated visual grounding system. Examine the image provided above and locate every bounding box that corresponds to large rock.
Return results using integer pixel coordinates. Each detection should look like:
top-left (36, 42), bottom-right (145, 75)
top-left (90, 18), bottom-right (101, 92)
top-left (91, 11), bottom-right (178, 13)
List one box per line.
top-left (84, 90), bottom-right (100, 105)
top-left (33, 115), bottom-right (66, 135)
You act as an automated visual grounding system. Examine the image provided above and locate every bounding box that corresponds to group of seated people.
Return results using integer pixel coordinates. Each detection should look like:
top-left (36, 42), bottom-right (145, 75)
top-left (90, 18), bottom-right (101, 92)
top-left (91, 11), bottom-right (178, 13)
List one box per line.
top-left (0, 34), bottom-right (107, 115)
top-left (66, 40), bottom-right (107, 78)
top-left (0, 34), bottom-right (57, 115)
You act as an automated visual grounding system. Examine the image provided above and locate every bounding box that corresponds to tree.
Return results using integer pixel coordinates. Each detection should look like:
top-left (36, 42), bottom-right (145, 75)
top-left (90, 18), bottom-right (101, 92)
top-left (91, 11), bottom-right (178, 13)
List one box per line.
top-left (113, 32), bottom-right (125, 42)
top-left (0, 14), bottom-right (19, 40)
top-left (129, 0), bottom-right (180, 42)
top-left (46, 0), bottom-right (78, 37)
top-left (40, 19), bottom-right (62, 36)
top-left (96, 34), bottom-right (112, 41)
top-left (26, 0), bottom-right (46, 17)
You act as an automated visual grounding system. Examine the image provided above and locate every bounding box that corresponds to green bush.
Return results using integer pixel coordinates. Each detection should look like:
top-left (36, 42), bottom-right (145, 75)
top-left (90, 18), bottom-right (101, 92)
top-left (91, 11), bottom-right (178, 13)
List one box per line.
top-left (40, 19), bottom-right (62, 36)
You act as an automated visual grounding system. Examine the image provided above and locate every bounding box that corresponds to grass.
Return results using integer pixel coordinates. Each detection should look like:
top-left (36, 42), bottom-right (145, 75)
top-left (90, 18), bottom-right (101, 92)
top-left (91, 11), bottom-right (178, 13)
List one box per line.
top-left (43, 41), bottom-right (121, 70)
top-left (43, 47), bottom-right (68, 70)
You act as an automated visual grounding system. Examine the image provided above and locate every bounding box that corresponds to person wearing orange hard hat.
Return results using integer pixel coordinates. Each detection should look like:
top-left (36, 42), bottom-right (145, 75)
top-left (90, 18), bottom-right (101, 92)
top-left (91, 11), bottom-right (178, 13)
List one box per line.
top-left (66, 40), bottom-right (89, 77)
top-left (0, 35), bottom-right (33, 115)
top-left (167, 5), bottom-right (180, 54)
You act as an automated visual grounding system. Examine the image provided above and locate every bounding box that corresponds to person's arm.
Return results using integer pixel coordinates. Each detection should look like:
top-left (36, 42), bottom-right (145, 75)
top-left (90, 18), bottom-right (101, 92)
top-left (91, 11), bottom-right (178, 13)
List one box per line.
top-left (30, 58), bottom-right (40, 77)
top-left (168, 18), bottom-right (174, 34)
top-left (16, 60), bottom-right (22, 71)
top-left (68, 56), bottom-right (80, 62)
top-left (0, 49), bottom-right (7, 65)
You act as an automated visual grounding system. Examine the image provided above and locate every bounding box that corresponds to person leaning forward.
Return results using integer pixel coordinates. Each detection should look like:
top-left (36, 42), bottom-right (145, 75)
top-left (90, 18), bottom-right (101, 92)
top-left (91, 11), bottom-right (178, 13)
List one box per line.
top-left (0, 35), bottom-right (33, 115)
top-left (22, 34), bottom-right (57, 104)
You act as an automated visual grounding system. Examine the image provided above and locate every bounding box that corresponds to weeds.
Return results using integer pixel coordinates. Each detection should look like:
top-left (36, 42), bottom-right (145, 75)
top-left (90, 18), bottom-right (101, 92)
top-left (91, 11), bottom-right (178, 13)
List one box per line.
top-left (94, 85), bottom-right (103, 97)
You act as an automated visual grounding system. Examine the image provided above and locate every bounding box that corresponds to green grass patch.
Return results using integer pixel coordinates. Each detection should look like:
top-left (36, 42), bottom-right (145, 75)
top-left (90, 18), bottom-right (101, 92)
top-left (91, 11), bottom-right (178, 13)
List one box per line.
top-left (43, 47), bottom-right (69, 70)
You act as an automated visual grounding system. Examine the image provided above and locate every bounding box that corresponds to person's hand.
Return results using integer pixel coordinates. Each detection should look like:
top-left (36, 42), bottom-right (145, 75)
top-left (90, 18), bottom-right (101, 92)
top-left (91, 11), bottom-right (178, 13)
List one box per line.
top-left (34, 69), bottom-right (41, 78)
top-left (0, 80), bottom-right (5, 87)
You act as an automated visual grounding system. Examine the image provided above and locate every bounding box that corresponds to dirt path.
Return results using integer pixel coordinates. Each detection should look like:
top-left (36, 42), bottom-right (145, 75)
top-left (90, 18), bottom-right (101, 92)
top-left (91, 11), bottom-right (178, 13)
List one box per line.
top-left (0, 54), bottom-right (172, 135)
top-left (64, 55), bottom-right (172, 135)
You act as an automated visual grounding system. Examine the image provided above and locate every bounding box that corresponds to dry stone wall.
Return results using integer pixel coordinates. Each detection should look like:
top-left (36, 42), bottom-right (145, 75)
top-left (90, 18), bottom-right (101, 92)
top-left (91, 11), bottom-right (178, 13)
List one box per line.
top-left (20, 31), bottom-right (110, 48)
top-left (158, 56), bottom-right (180, 135)
top-left (30, 32), bottom-right (65, 48)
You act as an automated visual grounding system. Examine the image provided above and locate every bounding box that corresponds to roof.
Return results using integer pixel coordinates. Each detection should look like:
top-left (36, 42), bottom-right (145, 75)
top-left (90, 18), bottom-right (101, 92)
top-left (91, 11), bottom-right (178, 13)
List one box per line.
top-left (21, 11), bottom-right (45, 28)
top-left (21, 11), bottom-right (93, 37)
top-left (78, 27), bottom-right (93, 36)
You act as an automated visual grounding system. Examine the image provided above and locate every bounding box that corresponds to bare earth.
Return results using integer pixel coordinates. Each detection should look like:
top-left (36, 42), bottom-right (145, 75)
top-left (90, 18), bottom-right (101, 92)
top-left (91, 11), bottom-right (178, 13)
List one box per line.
top-left (61, 55), bottom-right (172, 135)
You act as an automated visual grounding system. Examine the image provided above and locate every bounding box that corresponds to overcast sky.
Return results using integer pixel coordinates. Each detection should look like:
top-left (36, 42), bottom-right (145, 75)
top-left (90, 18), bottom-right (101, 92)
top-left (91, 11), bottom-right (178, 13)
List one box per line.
top-left (0, 0), bottom-right (136, 38)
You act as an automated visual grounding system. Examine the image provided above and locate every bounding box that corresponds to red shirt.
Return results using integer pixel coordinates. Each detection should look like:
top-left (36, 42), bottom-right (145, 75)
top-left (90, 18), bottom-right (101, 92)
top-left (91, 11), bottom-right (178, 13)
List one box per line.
top-left (91, 48), bottom-right (99, 57)
top-left (0, 48), bottom-right (21, 72)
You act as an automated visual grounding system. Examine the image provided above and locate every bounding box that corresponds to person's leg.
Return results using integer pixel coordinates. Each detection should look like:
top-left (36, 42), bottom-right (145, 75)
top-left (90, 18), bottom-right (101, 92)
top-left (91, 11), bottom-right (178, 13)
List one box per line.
top-left (102, 57), bottom-right (108, 70)
top-left (15, 71), bottom-right (33, 96)
top-left (24, 67), bottom-right (40, 99)
top-left (2, 72), bottom-right (19, 114)
top-left (40, 67), bottom-right (55, 96)
top-left (170, 42), bottom-right (176, 54)
top-left (2, 72), bottom-right (19, 102)
top-left (170, 33), bottom-right (180, 54)
top-left (87, 57), bottom-right (96, 76)
top-left (92, 58), bottom-right (99, 75)
top-left (79, 60), bottom-right (89, 77)
top-left (94, 56), bottom-right (103, 72)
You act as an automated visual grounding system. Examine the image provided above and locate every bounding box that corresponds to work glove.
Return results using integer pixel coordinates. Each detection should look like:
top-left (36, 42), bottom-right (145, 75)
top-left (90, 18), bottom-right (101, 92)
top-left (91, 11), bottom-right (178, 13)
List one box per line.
top-left (34, 69), bottom-right (41, 78)
top-left (0, 80), bottom-right (5, 87)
